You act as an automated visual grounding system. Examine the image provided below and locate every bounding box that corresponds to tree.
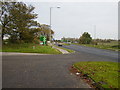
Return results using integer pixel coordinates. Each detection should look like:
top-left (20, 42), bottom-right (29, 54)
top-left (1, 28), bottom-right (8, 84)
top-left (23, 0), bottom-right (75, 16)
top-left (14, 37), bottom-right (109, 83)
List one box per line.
top-left (1, 2), bottom-right (40, 43)
top-left (79, 32), bottom-right (92, 44)
top-left (9, 2), bottom-right (40, 43)
top-left (0, 2), bottom-right (14, 40)
top-left (36, 24), bottom-right (54, 41)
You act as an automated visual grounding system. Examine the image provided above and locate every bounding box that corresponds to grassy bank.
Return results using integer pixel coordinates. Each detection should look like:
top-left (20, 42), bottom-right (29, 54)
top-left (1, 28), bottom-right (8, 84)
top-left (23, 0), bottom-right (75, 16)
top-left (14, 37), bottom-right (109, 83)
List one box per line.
top-left (2, 43), bottom-right (62, 54)
top-left (73, 41), bottom-right (119, 51)
top-left (73, 61), bottom-right (119, 88)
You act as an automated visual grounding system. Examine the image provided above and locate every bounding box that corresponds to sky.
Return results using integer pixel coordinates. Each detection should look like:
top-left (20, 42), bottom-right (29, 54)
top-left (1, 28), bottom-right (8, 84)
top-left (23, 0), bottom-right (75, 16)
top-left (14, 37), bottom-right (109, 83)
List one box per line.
top-left (21, 0), bottom-right (118, 40)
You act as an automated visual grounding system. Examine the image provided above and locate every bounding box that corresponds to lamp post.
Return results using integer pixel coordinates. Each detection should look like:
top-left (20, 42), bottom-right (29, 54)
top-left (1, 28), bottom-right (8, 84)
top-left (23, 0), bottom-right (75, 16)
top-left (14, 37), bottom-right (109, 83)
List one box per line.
top-left (94, 25), bottom-right (96, 40)
top-left (49, 6), bottom-right (60, 42)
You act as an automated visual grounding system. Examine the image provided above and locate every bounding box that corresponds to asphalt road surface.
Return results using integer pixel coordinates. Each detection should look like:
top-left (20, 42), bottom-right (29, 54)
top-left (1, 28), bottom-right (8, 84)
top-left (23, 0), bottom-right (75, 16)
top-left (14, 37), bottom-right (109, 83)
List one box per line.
top-left (2, 44), bottom-right (118, 88)
top-left (62, 44), bottom-right (118, 62)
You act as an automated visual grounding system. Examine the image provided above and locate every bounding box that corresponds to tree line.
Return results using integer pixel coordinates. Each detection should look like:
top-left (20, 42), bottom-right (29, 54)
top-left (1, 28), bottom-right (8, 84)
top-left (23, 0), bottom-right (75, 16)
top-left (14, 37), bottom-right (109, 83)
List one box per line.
top-left (0, 1), bottom-right (54, 44)
top-left (62, 32), bottom-right (118, 45)
top-left (61, 32), bottom-right (92, 44)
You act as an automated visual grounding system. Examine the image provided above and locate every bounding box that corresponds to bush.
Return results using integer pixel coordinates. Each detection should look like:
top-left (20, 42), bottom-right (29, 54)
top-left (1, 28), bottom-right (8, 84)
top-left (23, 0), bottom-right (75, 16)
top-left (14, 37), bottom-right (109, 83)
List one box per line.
top-left (91, 40), bottom-right (98, 45)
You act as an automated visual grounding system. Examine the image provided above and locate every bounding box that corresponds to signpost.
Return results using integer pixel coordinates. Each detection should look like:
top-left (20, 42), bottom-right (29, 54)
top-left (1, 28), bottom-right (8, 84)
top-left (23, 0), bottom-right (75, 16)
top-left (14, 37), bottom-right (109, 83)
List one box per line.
top-left (43, 37), bottom-right (46, 45)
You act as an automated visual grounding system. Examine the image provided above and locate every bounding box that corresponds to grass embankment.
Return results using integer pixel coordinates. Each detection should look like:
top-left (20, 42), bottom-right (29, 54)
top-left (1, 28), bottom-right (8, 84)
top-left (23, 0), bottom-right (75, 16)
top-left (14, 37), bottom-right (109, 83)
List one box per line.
top-left (73, 61), bottom-right (119, 88)
top-left (73, 41), bottom-right (120, 51)
top-left (2, 43), bottom-right (62, 54)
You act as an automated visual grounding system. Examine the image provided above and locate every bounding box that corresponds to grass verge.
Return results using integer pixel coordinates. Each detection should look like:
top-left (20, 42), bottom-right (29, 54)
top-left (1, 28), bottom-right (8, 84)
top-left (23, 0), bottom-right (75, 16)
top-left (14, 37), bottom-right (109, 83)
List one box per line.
top-left (2, 43), bottom-right (62, 54)
top-left (73, 42), bottom-right (120, 51)
top-left (62, 43), bottom-right (71, 46)
top-left (73, 61), bottom-right (119, 88)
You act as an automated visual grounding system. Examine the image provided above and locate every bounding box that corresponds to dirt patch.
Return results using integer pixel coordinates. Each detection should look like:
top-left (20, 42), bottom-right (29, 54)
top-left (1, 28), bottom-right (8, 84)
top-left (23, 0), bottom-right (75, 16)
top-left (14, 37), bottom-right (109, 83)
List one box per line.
top-left (69, 66), bottom-right (104, 89)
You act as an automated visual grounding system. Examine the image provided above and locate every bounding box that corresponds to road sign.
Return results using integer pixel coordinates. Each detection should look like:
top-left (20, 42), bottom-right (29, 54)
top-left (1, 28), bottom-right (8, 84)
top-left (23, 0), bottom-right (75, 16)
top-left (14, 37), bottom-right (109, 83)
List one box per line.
top-left (40, 36), bottom-right (47, 45)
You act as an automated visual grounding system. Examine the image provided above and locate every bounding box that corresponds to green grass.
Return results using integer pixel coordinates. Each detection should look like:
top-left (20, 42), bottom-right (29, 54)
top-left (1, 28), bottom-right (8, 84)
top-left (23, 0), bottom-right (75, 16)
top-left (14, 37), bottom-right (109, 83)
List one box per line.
top-left (2, 43), bottom-right (62, 54)
top-left (73, 61), bottom-right (119, 88)
top-left (62, 43), bottom-right (71, 46)
top-left (73, 41), bottom-right (120, 51)
top-left (0, 47), bottom-right (2, 52)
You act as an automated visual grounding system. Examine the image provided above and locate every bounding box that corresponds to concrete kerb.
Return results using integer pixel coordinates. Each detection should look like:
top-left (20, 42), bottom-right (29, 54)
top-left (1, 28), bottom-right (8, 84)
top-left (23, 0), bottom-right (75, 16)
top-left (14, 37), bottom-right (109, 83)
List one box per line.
top-left (1, 52), bottom-right (50, 56)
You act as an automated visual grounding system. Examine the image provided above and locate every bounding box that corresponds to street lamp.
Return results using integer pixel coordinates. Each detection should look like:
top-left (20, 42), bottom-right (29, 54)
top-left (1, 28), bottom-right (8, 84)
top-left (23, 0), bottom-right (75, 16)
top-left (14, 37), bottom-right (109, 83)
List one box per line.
top-left (94, 25), bottom-right (96, 40)
top-left (49, 6), bottom-right (60, 42)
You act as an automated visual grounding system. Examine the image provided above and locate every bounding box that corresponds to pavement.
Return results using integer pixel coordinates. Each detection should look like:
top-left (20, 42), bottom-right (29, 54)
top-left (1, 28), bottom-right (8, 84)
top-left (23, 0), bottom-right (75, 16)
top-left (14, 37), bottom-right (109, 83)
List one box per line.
top-left (52, 46), bottom-right (69, 54)
top-left (2, 44), bottom-right (118, 88)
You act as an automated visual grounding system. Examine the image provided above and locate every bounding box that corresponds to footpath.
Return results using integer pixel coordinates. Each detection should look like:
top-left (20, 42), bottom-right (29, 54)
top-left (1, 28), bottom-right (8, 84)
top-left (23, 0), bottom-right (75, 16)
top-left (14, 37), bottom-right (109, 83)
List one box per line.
top-left (52, 46), bottom-right (69, 54)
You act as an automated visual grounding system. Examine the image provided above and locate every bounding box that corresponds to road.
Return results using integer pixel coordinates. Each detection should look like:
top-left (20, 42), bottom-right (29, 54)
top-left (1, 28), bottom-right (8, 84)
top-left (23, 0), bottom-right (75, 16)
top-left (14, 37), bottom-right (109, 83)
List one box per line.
top-left (2, 44), bottom-right (118, 88)
top-left (62, 44), bottom-right (118, 62)
top-left (3, 54), bottom-right (90, 88)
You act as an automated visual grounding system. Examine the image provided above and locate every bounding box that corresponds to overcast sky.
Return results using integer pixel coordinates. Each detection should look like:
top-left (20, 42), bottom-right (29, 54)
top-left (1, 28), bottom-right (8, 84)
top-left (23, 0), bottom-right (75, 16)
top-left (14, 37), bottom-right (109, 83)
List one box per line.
top-left (24, 0), bottom-right (118, 40)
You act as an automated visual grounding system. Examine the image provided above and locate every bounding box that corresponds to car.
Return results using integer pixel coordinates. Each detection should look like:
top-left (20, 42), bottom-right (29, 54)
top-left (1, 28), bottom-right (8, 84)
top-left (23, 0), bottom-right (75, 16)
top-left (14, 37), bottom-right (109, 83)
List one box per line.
top-left (58, 43), bottom-right (62, 46)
